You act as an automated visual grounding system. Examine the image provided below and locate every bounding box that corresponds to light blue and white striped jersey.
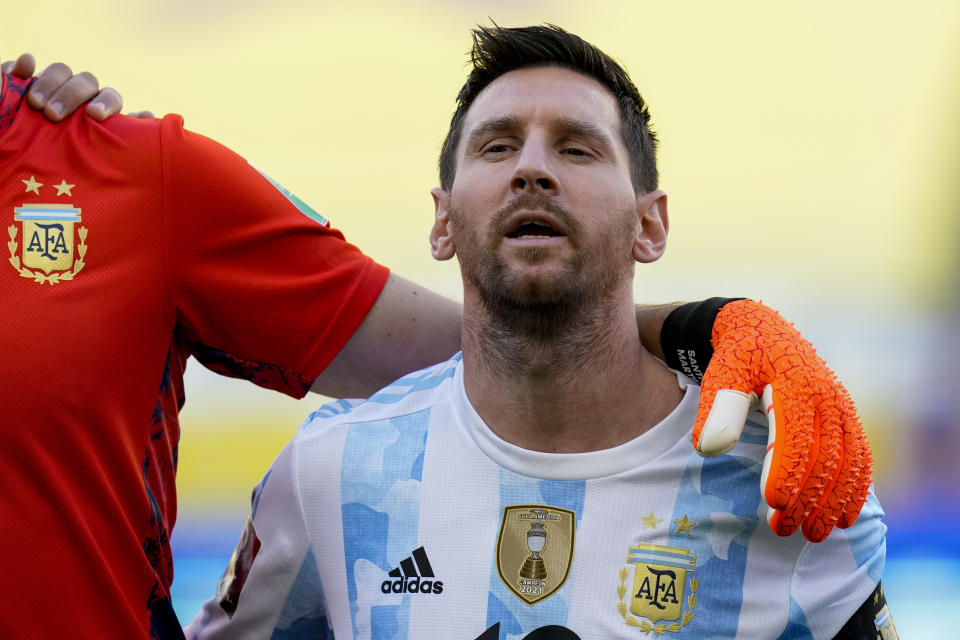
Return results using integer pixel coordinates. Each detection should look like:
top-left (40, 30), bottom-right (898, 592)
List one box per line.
top-left (186, 354), bottom-right (886, 640)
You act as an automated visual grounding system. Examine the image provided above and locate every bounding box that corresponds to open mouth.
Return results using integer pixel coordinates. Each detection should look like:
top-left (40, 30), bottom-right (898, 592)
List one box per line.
top-left (506, 221), bottom-right (564, 239)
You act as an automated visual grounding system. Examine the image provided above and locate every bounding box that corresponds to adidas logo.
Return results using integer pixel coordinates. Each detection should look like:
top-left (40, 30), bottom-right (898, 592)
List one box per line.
top-left (380, 546), bottom-right (444, 595)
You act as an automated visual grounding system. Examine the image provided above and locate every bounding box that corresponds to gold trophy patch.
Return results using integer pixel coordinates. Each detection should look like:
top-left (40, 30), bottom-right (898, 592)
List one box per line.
top-left (496, 505), bottom-right (575, 605)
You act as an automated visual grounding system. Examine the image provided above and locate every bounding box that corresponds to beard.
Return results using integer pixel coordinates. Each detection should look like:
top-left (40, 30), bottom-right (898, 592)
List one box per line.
top-left (450, 192), bottom-right (635, 345)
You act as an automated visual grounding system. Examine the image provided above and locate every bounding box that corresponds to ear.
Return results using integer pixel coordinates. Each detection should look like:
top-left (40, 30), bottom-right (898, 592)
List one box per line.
top-left (632, 189), bottom-right (668, 263)
top-left (430, 187), bottom-right (456, 261)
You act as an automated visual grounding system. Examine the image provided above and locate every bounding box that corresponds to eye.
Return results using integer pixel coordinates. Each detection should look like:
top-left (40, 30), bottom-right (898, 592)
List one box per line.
top-left (560, 146), bottom-right (595, 160)
top-left (482, 143), bottom-right (515, 156)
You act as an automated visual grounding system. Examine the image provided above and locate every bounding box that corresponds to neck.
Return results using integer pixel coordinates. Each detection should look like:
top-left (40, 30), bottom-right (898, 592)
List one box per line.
top-left (461, 284), bottom-right (683, 453)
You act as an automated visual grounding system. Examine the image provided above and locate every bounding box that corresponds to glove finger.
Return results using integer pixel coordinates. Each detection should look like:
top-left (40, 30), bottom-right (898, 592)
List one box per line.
top-left (799, 394), bottom-right (846, 542)
top-left (692, 356), bottom-right (755, 457)
top-left (838, 440), bottom-right (872, 528)
top-left (837, 394), bottom-right (873, 528)
top-left (762, 383), bottom-right (816, 516)
top-left (768, 389), bottom-right (825, 538)
top-left (759, 384), bottom-right (783, 509)
top-left (696, 389), bottom-right (754, 457)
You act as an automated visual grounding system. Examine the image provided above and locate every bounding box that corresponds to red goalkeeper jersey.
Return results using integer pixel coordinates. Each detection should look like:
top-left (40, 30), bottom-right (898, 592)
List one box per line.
top-left (0, 73), bottom-right (389, 638)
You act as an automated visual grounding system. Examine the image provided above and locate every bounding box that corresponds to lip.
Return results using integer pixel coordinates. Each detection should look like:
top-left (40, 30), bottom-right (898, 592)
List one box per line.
top-left (502, 210), bottom-right (569, 240)
top-left (503, 235), bottom-right (568, 248)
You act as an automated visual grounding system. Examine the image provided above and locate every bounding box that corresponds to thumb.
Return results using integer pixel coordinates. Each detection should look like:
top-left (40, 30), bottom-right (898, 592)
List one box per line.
top-left (9, 53), bottom-right (37, 79)
top-left (694, 387), bottom-right (754, 457)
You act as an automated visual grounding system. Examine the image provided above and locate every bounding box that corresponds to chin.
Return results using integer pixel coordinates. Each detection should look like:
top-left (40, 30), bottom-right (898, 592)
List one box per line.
top-left (501, 272), bottom-right (567, 306)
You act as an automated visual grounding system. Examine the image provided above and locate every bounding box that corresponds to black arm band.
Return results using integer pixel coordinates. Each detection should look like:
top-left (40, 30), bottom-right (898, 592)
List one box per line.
top-left (660, 297), bottom-right (744, 383)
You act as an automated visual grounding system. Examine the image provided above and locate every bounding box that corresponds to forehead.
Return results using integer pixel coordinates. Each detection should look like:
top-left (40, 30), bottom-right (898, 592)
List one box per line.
top-left (461, 66), bottom-right (622, 139)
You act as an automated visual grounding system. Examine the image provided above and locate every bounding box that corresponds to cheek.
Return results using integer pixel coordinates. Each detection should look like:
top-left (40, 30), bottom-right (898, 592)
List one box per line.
top-left (450, 168), bottom-right (509, 211)
top-left (586, 200), bottom-right (640, 254)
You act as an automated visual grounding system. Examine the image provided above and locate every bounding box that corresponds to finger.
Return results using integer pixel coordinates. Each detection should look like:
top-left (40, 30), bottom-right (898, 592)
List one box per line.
top-left (761, 383), bottom-right (816, 515)
top-left (837, 394), bottom-right (873, 528)
top-left (838, 436), bottom-right (872, 529)
top-left (800, 385), bottom-right (862, 538)
top-left (692, 355), bottom-right (756, 456)
top-left (796, 383), bottom-right (872, 536)
top-left (85, 87), bottom-right (123, 121)
top-left (126, 110), bottom-right (155, 119)
top-left (766, 389), bottom-right (821, 537)
top-left (769, 385), bottom-right (846, 541)
top-left (27, 62), bottom-right (73, 110)
top-left (44, 71), bottom-right (100, 121)
top-left (798, 394), bottom-right (846, 541)
top-left (8, 53), bottom-right (37, 78)
top-left (759, 384), bottom-right (784, 507)
top-left (696, 389), bottom-right (753, 456)
top-left (768, 410), bottom-right (821, 538)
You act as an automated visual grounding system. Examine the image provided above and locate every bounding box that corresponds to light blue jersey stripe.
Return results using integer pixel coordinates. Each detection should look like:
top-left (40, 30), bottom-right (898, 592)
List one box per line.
top-left (340, 409), bottom-right (431, 639)
top-left (847, 487), bottom-right (887, 584)
top-left (271, 547), bottom-right (333, 639)
top-left (777, 598), bottom-right (815, 639)
top-left (665, 453), bottom-right (762, 637)
top-left (368, 362), bottom-right (458, 405)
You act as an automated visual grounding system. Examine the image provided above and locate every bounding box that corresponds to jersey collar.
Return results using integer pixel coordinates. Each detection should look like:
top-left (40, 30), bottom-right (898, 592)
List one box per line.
top-left (450, 357), bottom-right (699, 480)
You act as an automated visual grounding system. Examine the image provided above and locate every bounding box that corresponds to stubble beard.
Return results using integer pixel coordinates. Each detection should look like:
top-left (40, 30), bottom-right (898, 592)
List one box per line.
top-left (450, 195), bottom-right (636, 378)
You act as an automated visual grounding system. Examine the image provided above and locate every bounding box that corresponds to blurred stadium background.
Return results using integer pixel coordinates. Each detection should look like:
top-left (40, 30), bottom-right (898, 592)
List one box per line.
top-left (9, 0), bottom-right (959, 634)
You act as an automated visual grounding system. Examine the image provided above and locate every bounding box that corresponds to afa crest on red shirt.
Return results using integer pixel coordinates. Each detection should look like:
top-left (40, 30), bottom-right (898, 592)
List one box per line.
top-left (7, 174), bottom-right (88, 284)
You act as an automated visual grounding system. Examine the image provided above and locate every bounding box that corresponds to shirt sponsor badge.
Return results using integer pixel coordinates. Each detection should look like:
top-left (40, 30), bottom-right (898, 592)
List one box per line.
top-left (496, 505), bottom-right (575, 605)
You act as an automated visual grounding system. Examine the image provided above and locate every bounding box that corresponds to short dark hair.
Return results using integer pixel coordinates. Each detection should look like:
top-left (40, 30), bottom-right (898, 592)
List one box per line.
top-left (438, 24), bottom-right (659, 194)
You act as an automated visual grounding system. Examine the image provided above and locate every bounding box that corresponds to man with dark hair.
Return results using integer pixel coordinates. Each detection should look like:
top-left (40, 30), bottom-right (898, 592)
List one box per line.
top-left (439, 24), bottom-right (659, 196)
top-left (185, 25), bottom-right (890, 639)
top-left (0, 47), bottom-right (869, 638)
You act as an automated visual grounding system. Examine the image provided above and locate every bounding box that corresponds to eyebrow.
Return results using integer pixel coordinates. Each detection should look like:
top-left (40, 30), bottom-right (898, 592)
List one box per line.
top-left (465, 115), bottom-right (615, 149)
top-left (553, 117), bottom-right (615, 149)
top-left (466, 116), bottom-right (522, 149)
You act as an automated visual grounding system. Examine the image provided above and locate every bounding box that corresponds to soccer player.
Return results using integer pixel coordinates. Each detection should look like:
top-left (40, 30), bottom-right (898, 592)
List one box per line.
top-left (1, 50), bottom-right (870, 638)
top-left (186, 25), bottom-right (891, 639)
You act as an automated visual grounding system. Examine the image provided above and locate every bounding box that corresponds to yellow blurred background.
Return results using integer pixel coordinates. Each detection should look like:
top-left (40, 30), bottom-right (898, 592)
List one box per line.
top-left (7, 0), bottom-right (959, 633)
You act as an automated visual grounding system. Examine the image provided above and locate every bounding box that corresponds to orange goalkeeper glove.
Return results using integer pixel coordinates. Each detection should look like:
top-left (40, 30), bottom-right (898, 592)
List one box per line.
top-left (662, 298), bottom-right (872, 542)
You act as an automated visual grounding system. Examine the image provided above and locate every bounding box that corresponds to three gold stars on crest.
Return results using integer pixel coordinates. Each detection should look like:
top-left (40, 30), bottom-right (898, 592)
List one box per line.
top-left (641, 511), bottom-right (697, 536)
top-left (21, 175), bottom-right (75, 196)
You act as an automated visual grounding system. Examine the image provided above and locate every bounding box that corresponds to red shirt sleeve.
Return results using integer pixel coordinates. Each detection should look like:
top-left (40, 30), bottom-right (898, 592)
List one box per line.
top-left (159, 115), bottom-right (389, 397)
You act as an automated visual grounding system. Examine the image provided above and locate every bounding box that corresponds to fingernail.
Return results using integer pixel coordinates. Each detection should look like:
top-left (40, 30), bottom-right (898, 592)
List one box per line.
top-left (32, 91), bottom-right (45, 104)
top-left (89, 102), bottom-right (106, 117)
top-left (48, 101), bottom-right (63, 117)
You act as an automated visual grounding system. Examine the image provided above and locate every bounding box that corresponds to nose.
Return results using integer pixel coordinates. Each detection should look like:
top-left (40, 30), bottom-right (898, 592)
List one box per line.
top-left (510, 138), bottom-right (559, 196)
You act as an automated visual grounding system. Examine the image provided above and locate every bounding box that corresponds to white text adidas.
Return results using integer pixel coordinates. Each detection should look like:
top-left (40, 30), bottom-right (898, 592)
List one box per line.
top-left (380, 546), bottom-right (444, 595)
